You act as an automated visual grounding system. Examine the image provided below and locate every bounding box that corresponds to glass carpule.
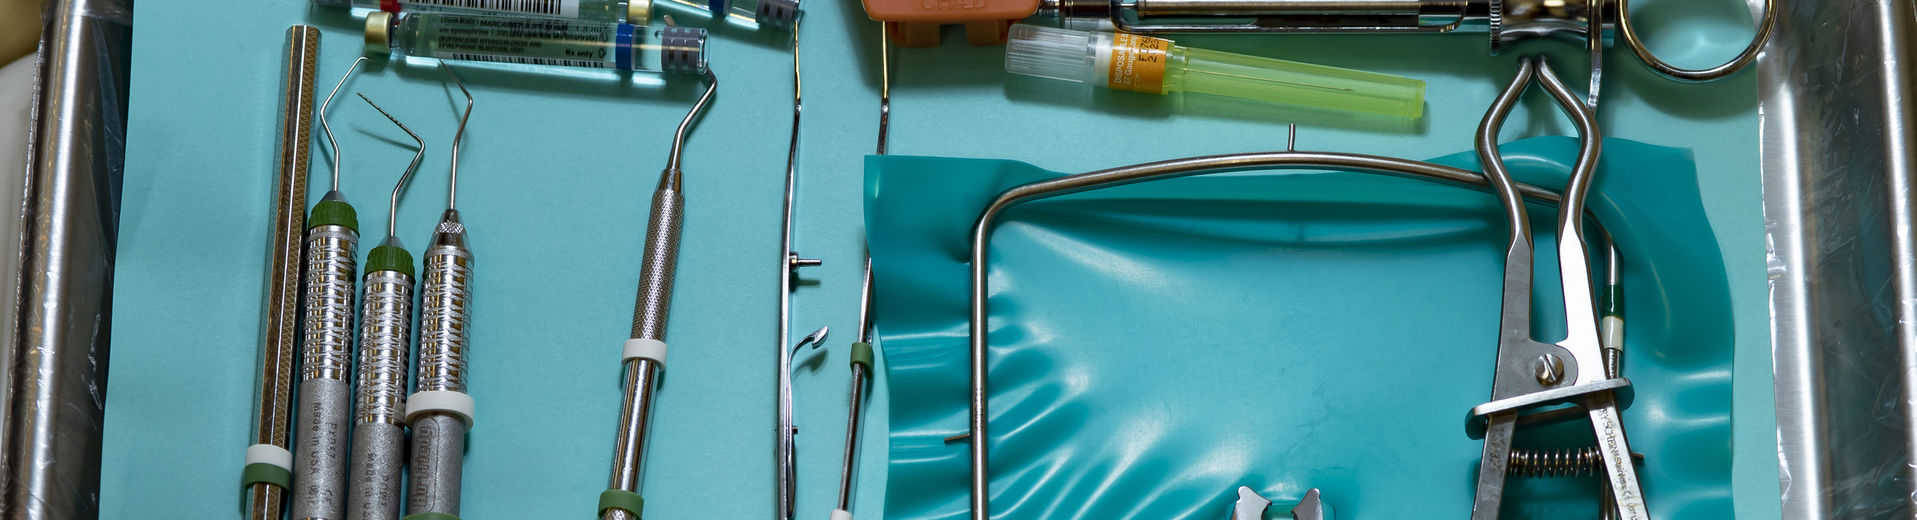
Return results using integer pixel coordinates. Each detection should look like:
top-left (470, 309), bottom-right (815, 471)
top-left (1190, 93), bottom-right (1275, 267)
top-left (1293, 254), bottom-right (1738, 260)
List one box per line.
top-left (317, 0), bottom-right (797, 31)
top-left (365, 12), bottom-right (707, 75)
top-left (1005, 24), bottom-right (1426, 118)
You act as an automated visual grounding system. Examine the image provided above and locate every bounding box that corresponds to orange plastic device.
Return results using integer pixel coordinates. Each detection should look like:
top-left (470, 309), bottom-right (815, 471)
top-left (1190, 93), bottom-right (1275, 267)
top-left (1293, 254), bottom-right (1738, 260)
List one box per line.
top-left (862, 0), bottom-right (1041, 47)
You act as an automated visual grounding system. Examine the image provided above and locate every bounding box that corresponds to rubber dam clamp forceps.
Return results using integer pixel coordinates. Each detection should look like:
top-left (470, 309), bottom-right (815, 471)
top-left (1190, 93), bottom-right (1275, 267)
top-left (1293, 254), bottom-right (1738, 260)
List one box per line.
top-left (598, 67), bottom-right (719, 520)
top-left (1038, 0), bottom-right (1775, 105)
top-left (827, 20), bottom-right (889, 520)
top-left (348, 87), bottom-right (428, 520)
top-left (246, 25), bottom-right (322, 520)
top-left (960, 134), bottom-right (1620, 520)
top-left (405, 63), bottom-right (477, 520)
top-left (1465, 55), bottom-right (1645, 520)
top-left (775, 18), bottom-right (831, 520)
top-left (294, 56), bottom-right (370, 520)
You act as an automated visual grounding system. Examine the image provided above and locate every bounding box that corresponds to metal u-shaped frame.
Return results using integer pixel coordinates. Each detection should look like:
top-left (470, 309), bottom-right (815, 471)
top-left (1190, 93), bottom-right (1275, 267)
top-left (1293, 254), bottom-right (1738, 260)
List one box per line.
top-left (963, 148), bottom-right (1619, 519)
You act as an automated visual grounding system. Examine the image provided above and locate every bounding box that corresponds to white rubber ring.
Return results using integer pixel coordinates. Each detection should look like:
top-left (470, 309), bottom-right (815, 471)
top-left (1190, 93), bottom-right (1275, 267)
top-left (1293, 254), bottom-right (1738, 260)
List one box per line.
top-left (406, 390), bottom-right (476, 429)
top-left (245, 444), bottom-right (293, 472)
top-left (1601, 316), bottom-right (1625, 349)
top-left (624, 338), bottom-right (668, 366)
top-left (831, 510), bottom-right (852, 520)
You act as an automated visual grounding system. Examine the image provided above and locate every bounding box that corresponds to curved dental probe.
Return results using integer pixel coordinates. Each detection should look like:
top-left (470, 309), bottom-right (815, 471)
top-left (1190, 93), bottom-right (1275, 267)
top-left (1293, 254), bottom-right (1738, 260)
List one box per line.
top-left (600, 70), bottom-right (719, 520)
top-left (292, 57), bottom-right (367, 520)
top-left (407, 62), bottom-right (477, 520)
top-left (347, 92), bottom-right (425, 520)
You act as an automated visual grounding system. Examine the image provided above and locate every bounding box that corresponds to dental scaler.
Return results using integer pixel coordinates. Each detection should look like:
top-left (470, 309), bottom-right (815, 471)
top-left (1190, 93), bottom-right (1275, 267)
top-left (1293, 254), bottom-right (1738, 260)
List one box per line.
top-left (347, 90), bottom-right (426, 520)
top-left (406, 65), bottom-right (478, 520)
top-left (1005, 24), bottom-right (1426, 118)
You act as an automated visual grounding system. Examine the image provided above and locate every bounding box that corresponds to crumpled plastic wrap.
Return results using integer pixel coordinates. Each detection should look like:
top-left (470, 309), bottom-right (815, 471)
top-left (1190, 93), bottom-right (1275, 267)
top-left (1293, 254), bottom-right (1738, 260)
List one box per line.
top-left (3, 0), bottom-right (131, 518)
top-left (867, 137), bottom-right (1740, 519)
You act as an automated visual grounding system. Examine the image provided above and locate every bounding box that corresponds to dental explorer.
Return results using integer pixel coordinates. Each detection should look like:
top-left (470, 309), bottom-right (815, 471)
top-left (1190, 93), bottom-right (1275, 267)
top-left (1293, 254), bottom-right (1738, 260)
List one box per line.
top-left (775, 19), bottom-right (832, 520)
top-left (293, 57), bottom-right (368, 520)
top-left (407, 63), bottom-right (478, 520)
top-left (246, 25), bottom-right (321, 520)
top-left (347, 91), bottom-right (426, 520)
top-left (829, 21), bottom-right (889, 520)
top-left (598, 69), bottom-right (719, 520)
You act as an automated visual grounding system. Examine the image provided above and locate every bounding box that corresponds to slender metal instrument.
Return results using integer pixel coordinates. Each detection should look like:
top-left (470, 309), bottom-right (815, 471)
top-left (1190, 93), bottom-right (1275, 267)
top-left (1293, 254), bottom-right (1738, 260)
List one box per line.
top-left (1465, 55), bottom-right (1645, 520)
top-left (406, 63), bottom-right (478, 520)
top-left (599, 69), bottom-right (720, 520)
top-left (247, 25), bottom-right (322, 520)
top-left (347, 90), bottom-right (426, 520)
top-left (293, 55), bottom-right (367, 520)
top-left (829, 21), bottom-right (891, 520)
top-left (775, 19), bottom-right (829, 520)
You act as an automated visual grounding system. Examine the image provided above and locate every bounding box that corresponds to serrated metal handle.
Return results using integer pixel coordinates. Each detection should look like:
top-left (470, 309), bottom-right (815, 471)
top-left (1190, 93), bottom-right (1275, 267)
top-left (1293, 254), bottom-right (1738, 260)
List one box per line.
top-left (351, 269), bottom-right (413, 520)
top-left (301, 225), bottom-right (359, 381)
top-left (295, 224), bottom-right (358, 520)
top-left (630, 187), bottom-right (683, 340)
top-left (417, 245), bottom-right (472, 393)
top-left (356, 270), bottom-right (414, 425)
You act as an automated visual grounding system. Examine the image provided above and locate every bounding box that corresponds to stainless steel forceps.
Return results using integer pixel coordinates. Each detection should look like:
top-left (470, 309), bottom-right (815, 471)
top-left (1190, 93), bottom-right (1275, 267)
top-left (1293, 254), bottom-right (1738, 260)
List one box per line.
top-left (1466, 55), bottom-right (1645, 520)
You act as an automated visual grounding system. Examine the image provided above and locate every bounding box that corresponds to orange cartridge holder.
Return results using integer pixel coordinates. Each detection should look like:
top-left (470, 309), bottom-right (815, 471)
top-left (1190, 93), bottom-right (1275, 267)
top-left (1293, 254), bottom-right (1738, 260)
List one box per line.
top-left (862, 0), bottom-right (1038, 46)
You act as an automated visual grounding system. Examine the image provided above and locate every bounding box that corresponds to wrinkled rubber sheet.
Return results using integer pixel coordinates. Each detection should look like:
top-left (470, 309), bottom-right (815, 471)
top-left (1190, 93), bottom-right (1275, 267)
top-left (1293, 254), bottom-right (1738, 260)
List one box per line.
top-left (870, 138), bottom-right (1743, 519)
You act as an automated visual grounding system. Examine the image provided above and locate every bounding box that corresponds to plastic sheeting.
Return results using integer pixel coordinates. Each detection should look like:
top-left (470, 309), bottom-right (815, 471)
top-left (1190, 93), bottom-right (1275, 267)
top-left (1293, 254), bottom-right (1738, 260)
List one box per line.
top-left (868, 137), bottom-right (1737, 519)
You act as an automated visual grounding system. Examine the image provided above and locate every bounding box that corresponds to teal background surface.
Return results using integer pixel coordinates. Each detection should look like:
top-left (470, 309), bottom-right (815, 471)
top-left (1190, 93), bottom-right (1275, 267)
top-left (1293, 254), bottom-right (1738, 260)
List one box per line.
top-left (107, 0), bottom-right (1775, 518)
top-left (866, 139), bottom-right (1742, 519)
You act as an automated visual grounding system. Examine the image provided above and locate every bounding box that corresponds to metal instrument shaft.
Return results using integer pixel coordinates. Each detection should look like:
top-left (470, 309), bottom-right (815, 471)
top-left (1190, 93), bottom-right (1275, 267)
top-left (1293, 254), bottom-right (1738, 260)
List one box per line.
top-left (831, 22), bottom-right (891, 520)
top-left (248, 25), bottom-right (322, 520)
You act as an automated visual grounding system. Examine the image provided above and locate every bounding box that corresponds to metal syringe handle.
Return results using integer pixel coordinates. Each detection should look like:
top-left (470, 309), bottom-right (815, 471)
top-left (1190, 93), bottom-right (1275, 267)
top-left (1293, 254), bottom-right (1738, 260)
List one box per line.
top-left (409, 213), bottom-right (473, 517)
top-left (293, 213), bottom-right (359, 520)
top-left (603, 174), bottom-right (684, 520)
top-left (349, 251), bottom-right (414, 520)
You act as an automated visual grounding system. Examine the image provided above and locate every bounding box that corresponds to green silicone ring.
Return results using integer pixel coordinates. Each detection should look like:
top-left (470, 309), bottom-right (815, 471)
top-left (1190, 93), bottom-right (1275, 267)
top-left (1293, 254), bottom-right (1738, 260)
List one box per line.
top-left (1600, 284), bottom-right (1624, 318)
top-left (599, 489), bottom-right (645, 518)
top-left (240, 462), bottom-right (291, 490)
top-left (308, 199), bottom-right (360, 232)
top-left (850, 342), bottom-right (874, 370)
top-left (401, 513), bottom-right (461, 520)
top-left (366, 244), bottom-right (416, 278)
top-left (238, 462), bottom-right (292, 514)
